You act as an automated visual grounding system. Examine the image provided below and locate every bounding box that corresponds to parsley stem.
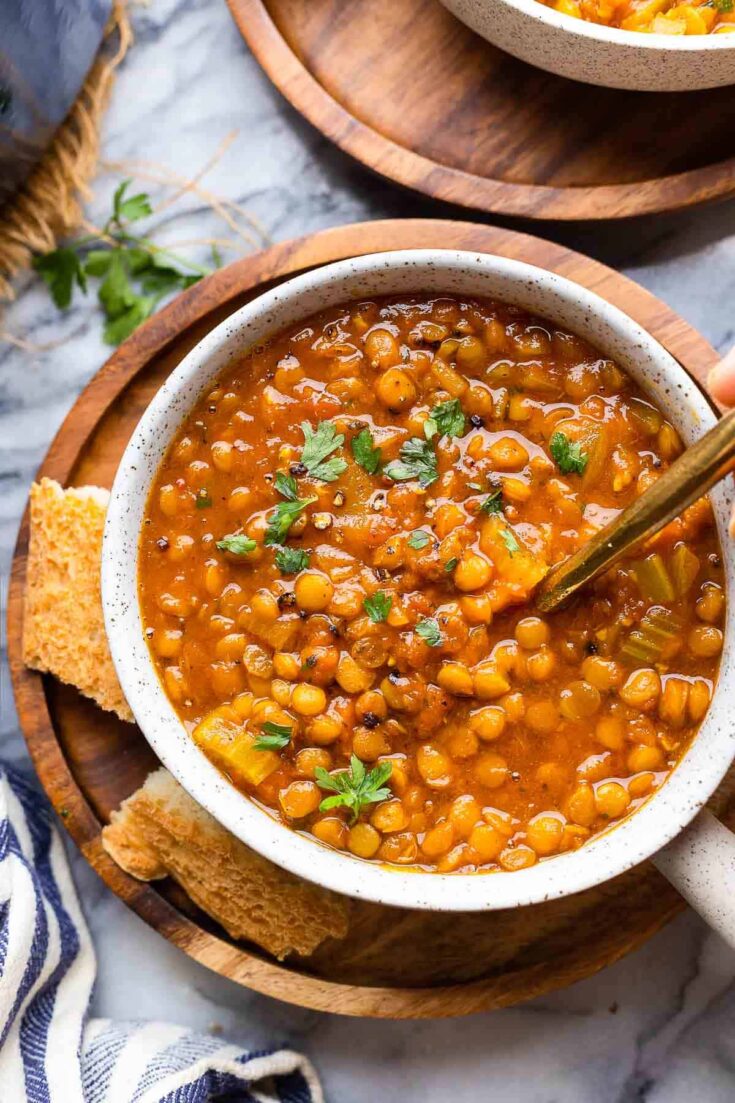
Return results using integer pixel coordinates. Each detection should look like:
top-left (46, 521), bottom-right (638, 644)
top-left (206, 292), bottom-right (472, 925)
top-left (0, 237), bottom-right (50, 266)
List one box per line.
top-left (117, 231), bottom-right (213, 276)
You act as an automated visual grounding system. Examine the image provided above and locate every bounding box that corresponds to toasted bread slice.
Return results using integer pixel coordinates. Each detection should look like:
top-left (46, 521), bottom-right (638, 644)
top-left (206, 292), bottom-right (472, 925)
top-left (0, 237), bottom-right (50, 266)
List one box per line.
top-left (23, 478), bottom-right (132, 722)
top-left (102, 768), bottom-right (351, 960)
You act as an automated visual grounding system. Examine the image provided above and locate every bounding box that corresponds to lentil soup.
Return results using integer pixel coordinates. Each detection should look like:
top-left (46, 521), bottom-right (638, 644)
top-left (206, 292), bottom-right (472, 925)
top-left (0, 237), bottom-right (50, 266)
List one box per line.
top-left (139, 295), bottom-right (724, 875)
top-left (537, 0), bottom-right (735, 34)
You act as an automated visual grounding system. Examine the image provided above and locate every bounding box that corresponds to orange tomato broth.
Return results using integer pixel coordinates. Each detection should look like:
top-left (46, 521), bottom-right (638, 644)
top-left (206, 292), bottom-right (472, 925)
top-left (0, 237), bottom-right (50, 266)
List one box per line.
top-left (139, 294), bottom-right (724, 874)
top-left (538, 0), bottom-right (735, 33)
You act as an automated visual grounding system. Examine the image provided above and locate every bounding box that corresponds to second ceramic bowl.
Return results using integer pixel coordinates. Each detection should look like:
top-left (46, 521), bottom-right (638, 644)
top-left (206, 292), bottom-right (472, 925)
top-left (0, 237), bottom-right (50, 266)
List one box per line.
top-left (441, 0), bottom-right (735, 91)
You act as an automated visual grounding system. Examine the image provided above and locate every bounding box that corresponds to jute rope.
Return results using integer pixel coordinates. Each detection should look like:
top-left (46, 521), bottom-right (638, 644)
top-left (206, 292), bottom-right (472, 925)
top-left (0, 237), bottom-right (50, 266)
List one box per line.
top-left (0, 1), bottom-right (132, 300)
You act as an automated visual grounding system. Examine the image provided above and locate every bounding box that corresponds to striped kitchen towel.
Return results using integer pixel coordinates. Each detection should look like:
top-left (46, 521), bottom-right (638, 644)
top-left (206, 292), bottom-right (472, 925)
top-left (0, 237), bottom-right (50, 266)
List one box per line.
top-left (0, 764), bottom-right (324, 1102)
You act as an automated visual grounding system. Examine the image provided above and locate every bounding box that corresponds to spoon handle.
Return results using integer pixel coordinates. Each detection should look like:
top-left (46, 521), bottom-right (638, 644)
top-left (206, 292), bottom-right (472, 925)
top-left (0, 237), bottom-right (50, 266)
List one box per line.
top-left (536, 404), bottom-right (735, 613)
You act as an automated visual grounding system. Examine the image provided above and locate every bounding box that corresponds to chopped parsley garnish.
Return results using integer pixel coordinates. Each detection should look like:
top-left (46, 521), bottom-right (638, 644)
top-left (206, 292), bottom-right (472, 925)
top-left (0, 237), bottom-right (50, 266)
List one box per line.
top-left (351, 428), bottom-right (382, 475)
top-left (500, 527), bottom-right (520, 557)
top-left (216, 534), bottom-right (257, 556)
top-left (300, 420), bottom-right (347, 482)
top-left (424, 398), bottom-right (466, 440)
top-left (314, 755), bottom-right (393, 822)
top-left (384, 438), bottom-right (438, 488)
top-left (275, 471), bottom-right (299, 500)
top-left (363, 592), bottom-right (393, 623)
top-left (709, 0), bottom-right (733, 11)
top-left (480, 488), bottom-right (504, 515)
top-left (416, 616), bottom-right (443, 647)
top-left (264, 496), bottom-right (317, 545)
top-left (253, 721), bottom-right (293, 751)
top-left (550, 431), bottom-right (588, 476)
top-left (275, 546), bottom-right (310, 574)
top-left (407, 529), bottom-right (432, 550)
top-left (444, 557), bottom-right (458, 573)
top-left (195, 491), bottom-right (212, 509)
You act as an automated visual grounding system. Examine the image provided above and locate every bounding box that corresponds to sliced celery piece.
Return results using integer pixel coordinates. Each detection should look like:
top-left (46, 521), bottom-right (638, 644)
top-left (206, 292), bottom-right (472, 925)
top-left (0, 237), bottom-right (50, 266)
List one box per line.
top-left (632, 553), bottom-right (675, 603)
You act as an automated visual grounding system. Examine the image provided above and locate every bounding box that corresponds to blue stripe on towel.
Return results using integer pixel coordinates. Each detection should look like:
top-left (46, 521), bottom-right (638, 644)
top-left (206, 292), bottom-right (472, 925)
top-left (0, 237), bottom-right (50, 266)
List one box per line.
top-left (0, 765), bottom-right (323, 1103)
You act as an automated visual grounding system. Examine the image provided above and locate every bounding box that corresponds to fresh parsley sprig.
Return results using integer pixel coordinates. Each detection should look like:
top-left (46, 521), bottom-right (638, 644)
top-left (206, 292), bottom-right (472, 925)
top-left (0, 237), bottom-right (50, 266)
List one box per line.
top-left (416, 616), bottom-right (443, 647)
top-left (384, 438), bottom-right (438, 488)
top-left (264, 496), bottom-right (317, 545)
top-left (32, 180), bottom-right (213, 345)
top-left (253, 721), bottom-right (293, 751)
top-left (424, 398), bottom-right (466, 440)
top-left (351, 428), bottom-right (382, 475)
top-left (314, 756), bottom-right (393, 822)
top-left (363, 592), bottom-right (392, 623)
top-left (407, 529), bottom-right (432, 550)
top-left (216, 534), bottom-right (257, 556)
top-left (500, 526), bottom-right (520, 557)
top-left (275, 546), bottom-right (310, 574)
top-left (300, 421), bottom-right (347, 482)
top-left (479, 488), bottom-right (504, 515)
top-left (274, 472), bottom-right (299, 501)
top-left (550, 431), bottom-right (589, 476)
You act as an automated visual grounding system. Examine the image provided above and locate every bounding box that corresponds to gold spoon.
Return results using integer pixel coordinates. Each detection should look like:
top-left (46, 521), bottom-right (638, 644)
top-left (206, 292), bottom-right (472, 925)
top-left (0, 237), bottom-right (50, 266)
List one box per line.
top-left (536, 404), bottom-right (735, 613)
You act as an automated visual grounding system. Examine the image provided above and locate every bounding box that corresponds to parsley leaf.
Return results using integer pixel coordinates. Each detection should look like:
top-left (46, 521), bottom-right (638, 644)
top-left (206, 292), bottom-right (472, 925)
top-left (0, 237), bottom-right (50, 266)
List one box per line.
top-left (416, 617), bottom-right (443, 647)
top-left (33, 248), bottom-right (87, 309)
top-left (480, 488), bottom-right (504, 515)
top-left (424, 398), bottom-right (466, 440)
top-left (98, 249), bottom-right (138, 317)
top-left (444, 557), bottom-right (458, 573)
top-left (300, 421), bottom-right (347, 482)
top-left (112, 180), bottom-right (153, 226)
top-left (500, 527), bottom-right (520, 557)
top-left (351, 428), bottom-right (381, 475)
top-left (384, 438), bottom-right (438, 488)
top-left (253, 721), bottom-right (293, 751)
top-left (264, 496), bottom-right (317, 545)
top-left (550, 431), bottom-right (588, 476)
top-left (314, 755), bottom-right (393, 823)
top-left (195, 491), bottom-right (213, 510)
top-left (407, 529), bottom-right (432, 550)
top-left (217, 534), bottom-right (257, 556)
top-left (709, 0), bottom-right (733, 11)
top-left (363, 592), bottom-right (392, 623)
top-left (103, 297), bottom-right (157, 345)
top-left (275, 472), bottom-right (299, 501)
top-left (275, 546), bottom-right (310, 574)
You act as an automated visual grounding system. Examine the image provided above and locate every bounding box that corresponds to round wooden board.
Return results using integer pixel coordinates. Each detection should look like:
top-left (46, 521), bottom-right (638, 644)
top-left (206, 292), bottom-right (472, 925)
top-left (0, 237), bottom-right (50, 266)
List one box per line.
top-left (227, 0), bottom-right (735, 221)
top-left (8, 219), bottom-right (734, 1019)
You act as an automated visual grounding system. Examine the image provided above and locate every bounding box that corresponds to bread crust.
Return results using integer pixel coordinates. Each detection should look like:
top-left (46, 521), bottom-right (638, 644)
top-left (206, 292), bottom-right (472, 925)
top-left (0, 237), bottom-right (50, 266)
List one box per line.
top-left (23, 478), bottom-right (133, 721)
top-left (102, 768), bottom-right (351, 959)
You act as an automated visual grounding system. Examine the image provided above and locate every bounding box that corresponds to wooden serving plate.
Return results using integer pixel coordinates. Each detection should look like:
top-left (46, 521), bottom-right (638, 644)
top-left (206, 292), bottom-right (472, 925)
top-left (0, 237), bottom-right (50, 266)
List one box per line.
top-left (228, 0), bottom-right (735, 221)
top-left (8, 219), bottom-right (734, 1018)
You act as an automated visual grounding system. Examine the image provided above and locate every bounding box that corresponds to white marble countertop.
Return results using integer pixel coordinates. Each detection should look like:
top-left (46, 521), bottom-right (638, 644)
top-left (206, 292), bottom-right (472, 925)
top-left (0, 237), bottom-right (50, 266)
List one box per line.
top-left (2, 2), bottom-right (735, 1099)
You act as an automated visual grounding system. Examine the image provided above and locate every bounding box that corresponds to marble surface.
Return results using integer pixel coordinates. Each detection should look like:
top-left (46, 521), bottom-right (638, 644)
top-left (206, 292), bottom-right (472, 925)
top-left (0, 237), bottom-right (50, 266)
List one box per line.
top-left (2, 1), bottom-right (735, 1099)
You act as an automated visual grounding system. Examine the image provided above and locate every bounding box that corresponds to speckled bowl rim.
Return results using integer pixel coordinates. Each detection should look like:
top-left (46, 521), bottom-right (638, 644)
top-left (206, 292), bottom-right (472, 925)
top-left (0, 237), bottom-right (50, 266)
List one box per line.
top-left (484, 0), bottom-right (735, 50)
top-left (102, 249), bottom-right (735, 913)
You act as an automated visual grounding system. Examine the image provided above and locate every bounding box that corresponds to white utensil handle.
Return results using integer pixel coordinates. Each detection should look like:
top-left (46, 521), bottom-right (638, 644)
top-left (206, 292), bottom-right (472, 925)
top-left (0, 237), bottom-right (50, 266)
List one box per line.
top-left (653, 809), bottom-right (735, 946)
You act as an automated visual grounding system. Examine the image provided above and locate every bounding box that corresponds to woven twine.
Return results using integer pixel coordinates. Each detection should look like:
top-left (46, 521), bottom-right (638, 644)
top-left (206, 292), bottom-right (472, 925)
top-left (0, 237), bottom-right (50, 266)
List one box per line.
top-left (0, 1), bottom-right (132, 300)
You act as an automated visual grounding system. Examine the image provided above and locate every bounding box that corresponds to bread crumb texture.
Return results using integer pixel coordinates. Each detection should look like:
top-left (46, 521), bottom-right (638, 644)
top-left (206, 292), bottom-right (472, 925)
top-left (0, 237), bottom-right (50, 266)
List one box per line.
top-left (23, 478), bottom-right (133, 721)
top-left (102, 767), bottom-right (352, 959)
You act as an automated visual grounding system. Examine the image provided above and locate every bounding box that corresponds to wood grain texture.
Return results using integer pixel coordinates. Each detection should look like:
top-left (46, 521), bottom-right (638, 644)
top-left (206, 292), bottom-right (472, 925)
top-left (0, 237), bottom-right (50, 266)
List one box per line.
top-left (227, 0), bottom-right (735, 220)
top-left (8, 218), bottom-right (733, 1019)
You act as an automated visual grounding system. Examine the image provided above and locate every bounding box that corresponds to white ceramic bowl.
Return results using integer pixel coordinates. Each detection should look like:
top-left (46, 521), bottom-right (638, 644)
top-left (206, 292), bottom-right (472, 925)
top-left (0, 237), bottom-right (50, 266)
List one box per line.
top-left (441, 0), bottom-right (735, 91)
top-left (102, 250), bottom-right (735, 918)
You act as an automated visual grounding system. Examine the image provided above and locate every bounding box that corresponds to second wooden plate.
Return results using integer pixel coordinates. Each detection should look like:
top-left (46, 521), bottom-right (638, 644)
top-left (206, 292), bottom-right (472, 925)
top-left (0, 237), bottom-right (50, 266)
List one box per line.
top-left (9, 219), bottom-right (734, 1018)
top-left (228, 0), bottom-right (735, 220)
